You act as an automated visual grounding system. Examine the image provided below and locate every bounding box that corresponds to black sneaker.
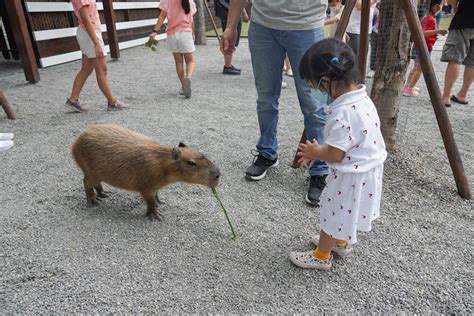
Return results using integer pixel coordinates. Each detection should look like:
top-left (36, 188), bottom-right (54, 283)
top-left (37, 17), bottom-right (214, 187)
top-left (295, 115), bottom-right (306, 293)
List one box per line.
top-left (245, 154), bottom-right (279, 181)
top-left (223, 66), bottom-right (241, 75)
top-left (305, 175), bottom-right (327, 206)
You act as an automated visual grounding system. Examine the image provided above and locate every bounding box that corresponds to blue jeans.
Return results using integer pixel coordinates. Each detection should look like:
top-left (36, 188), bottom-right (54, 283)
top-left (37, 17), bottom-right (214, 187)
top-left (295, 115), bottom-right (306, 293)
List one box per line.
top-left (248, 22), bottom-right (329, 176)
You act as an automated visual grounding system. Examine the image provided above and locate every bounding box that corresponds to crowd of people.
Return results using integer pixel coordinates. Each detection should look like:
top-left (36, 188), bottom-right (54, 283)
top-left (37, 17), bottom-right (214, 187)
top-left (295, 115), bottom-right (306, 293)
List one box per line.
top-left (1, 0), bottom-right (472, 272)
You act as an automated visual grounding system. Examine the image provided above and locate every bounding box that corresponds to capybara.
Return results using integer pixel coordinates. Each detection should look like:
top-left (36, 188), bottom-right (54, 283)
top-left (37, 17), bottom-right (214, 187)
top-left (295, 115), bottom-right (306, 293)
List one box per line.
top-left (71, 124), bottom-right (221, 221)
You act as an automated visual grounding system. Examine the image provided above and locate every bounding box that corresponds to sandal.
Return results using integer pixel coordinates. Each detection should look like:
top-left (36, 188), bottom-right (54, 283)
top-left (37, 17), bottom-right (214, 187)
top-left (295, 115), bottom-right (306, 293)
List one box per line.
top-left (450, 95), bottom-right (468, 105)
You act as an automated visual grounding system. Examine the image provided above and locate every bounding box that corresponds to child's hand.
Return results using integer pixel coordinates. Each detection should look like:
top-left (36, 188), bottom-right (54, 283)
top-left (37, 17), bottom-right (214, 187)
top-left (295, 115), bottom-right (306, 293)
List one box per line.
top-left (145, 37), bottom-right (159, 51)
top-left (438, 29), bottom-right (448, 36)
top-left (94, 44), bottom-right (104, 59)
top-left (297, 139), bottom-right (322, 167)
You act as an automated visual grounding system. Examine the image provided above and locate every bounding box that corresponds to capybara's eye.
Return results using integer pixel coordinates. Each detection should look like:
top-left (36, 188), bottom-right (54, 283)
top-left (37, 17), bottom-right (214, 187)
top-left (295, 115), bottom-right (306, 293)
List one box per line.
top-left (187, 160), bottom-right (197, 166)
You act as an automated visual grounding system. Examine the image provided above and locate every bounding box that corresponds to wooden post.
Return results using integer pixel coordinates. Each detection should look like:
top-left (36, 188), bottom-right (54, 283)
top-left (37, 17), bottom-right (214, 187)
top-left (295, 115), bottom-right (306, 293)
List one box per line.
top-left (194, 0), bottom-right (207, 45)
top-left (335, 0), bottom-right (356, 40)
top-left (4, 0), bottom-right (39, 82)
top-left (400, 0), bottom-right (472, 199)
top-left (0, 91), bottom-right (16, 120)
top-left (203, 0), bottom-right (221, 41)
top-left (291, 0), bottom-right (356, 168)
top-left (102, 0), bottom-right (119, 59)
top-left (358, 0), bottom-right (371, 83)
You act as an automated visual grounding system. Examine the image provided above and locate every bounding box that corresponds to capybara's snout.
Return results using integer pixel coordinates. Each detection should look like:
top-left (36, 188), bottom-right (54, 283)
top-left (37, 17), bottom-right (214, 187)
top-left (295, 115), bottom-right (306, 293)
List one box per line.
top-left (209, 165), bottom-right (221, 188)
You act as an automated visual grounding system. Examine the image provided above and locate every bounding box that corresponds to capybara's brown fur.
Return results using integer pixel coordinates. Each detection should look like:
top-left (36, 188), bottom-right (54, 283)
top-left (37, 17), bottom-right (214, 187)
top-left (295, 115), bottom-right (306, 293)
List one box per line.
top-left (71, 124), bottom-right (221, 220)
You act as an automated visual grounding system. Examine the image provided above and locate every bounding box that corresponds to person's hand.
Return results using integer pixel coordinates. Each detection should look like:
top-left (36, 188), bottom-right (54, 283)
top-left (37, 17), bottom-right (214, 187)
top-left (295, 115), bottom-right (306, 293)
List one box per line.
top-left (243, 15), bottom-right (250, 23)
top-left (220, 27), bottom-right (238, 55)
top-left (149, 32), bottom-right (157, 40)
top-left (297, 139), bottom-right (322, 167)
top-left (94, 44), bottom-right (104, 59)
top-left (438, 29), bottom-right (448, 36)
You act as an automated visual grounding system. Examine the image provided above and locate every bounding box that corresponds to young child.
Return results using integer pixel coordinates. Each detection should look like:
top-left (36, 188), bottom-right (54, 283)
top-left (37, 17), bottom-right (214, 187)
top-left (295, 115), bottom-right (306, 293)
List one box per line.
top-left (67, 0), bottom-right (128, 112)
top-left (403, 0), bottom-right (447, 97)
top-left (149, 0), bottom-right (197, 98)
top-left (325, 0), bottom-right (345, 39)
top-left (289, 38), bottom-right (387, 271)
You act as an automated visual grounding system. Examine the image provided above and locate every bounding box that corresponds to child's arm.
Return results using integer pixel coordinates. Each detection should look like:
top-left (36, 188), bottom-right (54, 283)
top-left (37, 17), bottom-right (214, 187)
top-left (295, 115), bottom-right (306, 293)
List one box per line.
top-left (423, 29), bottom-right (448, 36)
top-left (324, 16), bottom-right (339, 26)
top-left (297, 139), bottom-right (345, 165)
top-left (78, 7), bottom-right (103, 58)
top-left (149, 9), bottom-right (167, 38)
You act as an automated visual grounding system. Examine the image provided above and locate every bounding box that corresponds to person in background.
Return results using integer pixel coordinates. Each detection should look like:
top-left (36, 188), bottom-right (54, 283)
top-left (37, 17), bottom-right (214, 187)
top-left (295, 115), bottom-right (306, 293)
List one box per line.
top-left (215, 0), bottom-right (249, 75)
top-left (441, 0), bottom-right (473, 107)
top-left (67, 0), bottom-right (129, 112)
top-left (403, 0), bottom-right (447, 97)
top-left (367, 1), bottom-right (380, 78)
top-left (325, 0), bottom-right (345, 39)
top-left (346, 0), bottom-right (375, 62)
top-left (149, 0), bottom-right (197, 98)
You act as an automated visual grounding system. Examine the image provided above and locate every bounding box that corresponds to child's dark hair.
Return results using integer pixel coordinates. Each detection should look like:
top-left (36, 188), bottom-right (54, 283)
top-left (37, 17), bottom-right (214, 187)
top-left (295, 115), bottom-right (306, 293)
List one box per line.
top-left (182, 0), bottom-right (191, 14)
top-left (429, 0), bottom-right (442, 10)
top-left (299, 38), bottom-right (358, 88)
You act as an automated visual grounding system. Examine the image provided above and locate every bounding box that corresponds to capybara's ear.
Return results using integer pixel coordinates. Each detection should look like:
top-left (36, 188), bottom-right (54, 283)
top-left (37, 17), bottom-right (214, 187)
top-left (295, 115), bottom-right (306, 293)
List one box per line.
top-left (172, 147), bottom-right (181, 160)
top-left (178, 142), bottom-right (187, 148)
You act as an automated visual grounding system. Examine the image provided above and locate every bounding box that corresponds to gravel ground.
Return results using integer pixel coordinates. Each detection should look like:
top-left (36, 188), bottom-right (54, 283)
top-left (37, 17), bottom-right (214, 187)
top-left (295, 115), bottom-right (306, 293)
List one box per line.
top-left (0, 39), bottom-right (472, 313)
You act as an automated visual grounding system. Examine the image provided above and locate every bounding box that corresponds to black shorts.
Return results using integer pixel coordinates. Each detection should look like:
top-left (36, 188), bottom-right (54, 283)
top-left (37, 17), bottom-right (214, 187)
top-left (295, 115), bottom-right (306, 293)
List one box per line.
top-left (221, 18), bottom-right (242, 47)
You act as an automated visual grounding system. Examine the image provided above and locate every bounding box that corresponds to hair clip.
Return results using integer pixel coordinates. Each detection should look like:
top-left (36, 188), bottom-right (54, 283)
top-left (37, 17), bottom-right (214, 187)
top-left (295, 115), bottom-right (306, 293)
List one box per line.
top-left (330, 56), bottom-right (340, 64)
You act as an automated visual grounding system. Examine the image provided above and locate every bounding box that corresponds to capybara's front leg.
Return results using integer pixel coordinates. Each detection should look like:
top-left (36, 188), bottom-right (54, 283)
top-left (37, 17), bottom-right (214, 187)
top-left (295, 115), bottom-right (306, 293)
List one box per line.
top-left (84, 178), bottom-right (100, 208)
top-left (95, 184), bottom-right (108, 198)
top-left (142, 192), bottom-right (163, 221)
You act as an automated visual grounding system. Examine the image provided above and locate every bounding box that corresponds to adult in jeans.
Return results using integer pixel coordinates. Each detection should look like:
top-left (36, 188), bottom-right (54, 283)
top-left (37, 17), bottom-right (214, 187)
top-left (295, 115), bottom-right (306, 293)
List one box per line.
top-left (220, 0), bottom-right (330, 205)
top-left (441, 0), bottom-right (474, 107)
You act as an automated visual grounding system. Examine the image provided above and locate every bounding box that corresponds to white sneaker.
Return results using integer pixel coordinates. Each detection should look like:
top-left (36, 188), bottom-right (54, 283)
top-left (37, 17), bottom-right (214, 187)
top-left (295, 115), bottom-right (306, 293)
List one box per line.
top-left (310, 234), bottom-right (353, 257)
top-left (281, 82), bottom-right (288, 89)
top-left (0, 133), bottom-right (14, 141)
top-left (0, 140), bottom-right (14, 151)
top-left (288, 250), bottom-right (332, 270)
top-left (179, 89), bottom-right (185, 95)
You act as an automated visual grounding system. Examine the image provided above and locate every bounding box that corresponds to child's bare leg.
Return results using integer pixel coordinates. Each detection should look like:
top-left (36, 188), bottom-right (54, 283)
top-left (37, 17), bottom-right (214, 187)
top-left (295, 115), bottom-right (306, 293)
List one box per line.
top-left (284, 54), bottom-right (291, 72)
top-left (183, 52), bottom-right (194, 79)
top-left (173, 53), bottom-right (185, 84)
top-left (408, 62), bottom-right (423, 88)
top-left (316, 229), bottom-right (337, 253)
top-left (69, 55), bottom-right (94, 100)
top-left (92, 56), bottom-right (115, 103)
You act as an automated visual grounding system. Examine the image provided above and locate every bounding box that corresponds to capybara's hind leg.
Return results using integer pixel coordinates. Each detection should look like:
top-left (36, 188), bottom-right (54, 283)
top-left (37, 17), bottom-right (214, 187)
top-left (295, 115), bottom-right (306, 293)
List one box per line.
top-left (142, 191), bottom-right (163, 221)
top-left (95, 184), bottom-right (108, 198)
top-left (84, 177), bottom-right (100, 207)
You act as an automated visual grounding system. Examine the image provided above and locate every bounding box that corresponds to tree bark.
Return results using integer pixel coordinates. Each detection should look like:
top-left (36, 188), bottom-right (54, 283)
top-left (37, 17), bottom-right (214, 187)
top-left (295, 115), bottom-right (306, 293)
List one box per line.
top-left (194, 0), bottom-right (206, 45)
top-left (370, 0), bottom-right (411, 151)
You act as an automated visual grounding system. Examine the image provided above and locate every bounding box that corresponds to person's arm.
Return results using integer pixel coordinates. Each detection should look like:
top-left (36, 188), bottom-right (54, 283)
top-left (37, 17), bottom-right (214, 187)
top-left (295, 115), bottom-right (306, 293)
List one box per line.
top-left (149, 9), bottom-right (167, 39)
top-left (79, 6), bottom-right (103, 58)
top-left (325, 16), bottom-right (339, 25)
top-left (242, 7), bottom-right (250, 23)
top-left (297, 139), bottom-right (345, 165)
top-left (220, 0), bottom-right (246, 54)
top-left (423, 29), bottom-right (447, 36)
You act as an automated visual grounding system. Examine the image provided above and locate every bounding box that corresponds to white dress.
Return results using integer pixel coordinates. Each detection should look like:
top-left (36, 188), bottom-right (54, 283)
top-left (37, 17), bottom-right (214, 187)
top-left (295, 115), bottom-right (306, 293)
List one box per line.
top-left (319, 85), bottom-right (387, 244)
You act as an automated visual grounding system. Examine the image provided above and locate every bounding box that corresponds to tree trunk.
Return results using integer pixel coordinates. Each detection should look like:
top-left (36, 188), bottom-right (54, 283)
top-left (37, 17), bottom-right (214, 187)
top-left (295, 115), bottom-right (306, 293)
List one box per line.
top-left (370, 0), bottom-right (411, 151)
top-left (194, 0), bottom-right (206, 45)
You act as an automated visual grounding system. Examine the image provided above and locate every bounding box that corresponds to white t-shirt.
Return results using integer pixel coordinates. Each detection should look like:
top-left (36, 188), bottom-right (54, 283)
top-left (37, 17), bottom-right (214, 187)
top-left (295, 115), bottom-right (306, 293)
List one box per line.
top-left (346, 4), bottom-right (375, 34)
top-left (324, 85), bottom-right (387, 173)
